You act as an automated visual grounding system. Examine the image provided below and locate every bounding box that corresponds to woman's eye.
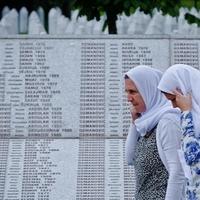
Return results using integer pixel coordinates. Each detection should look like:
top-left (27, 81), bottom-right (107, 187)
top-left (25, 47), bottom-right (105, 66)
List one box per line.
top-left (125, 89), bottom-right (137, 94)
top-left (130, 90), bottom-right (136, 94)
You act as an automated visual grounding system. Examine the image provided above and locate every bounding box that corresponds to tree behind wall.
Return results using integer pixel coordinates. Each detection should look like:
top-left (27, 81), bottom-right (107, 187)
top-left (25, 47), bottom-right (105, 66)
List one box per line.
top-left (74, 0), bottom-right (181, 34)
top-left (1, 0), bottom-right (200, 34)
top-left (72, 0), bottom-right (200, 34)
top-left (72, 0), bottom-right (135, 34)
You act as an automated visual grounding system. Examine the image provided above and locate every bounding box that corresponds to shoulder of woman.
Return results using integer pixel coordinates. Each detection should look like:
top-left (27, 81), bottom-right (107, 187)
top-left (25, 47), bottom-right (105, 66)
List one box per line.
top-left (159, 112), bottom-right (180, 126)
top-left (156, 112), bottom-right (182, 141)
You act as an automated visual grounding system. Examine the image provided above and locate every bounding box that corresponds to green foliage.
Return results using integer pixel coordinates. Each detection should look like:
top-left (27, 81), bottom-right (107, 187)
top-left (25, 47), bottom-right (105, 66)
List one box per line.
top-left (185, 13), bottom-right (200, 26)
top-left (71, 0), bottom-right (187, 33)
top-left (72, 0), bottom-right (135, 33)
top-left (72, 0), bottom-right (133, 20)
top-left (135, 0), bottom-right (182, 17)
top-left (1, 0), bottom-right (200, 34)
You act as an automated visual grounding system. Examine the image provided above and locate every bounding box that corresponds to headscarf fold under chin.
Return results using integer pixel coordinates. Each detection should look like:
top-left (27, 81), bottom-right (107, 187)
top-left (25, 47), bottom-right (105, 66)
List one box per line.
top-left (158, 64), bottom-right (200, 136)
top-left (126, 65), bottom-right (179, 136)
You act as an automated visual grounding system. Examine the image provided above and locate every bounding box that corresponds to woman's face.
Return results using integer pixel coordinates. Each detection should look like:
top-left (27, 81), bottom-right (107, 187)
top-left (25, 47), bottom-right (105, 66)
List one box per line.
top-left (125, 79), bottom-right (146, 113)
top-left (162, 92), bottom-right (177, 108)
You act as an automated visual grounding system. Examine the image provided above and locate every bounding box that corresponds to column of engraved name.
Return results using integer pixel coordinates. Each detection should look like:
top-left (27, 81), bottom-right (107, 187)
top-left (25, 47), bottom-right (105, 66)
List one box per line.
top-left (106, 43), bottom-right (122, 136)
top-left (76, 42), bottom-right (106, 199)
top-left (19, 41), bottom-right (64, 199)
top-left (19, 41), bottom-right (63, 137)
top-left (0, 74), bottom-right (4, 103)
top-left (0, 42), bottom-right (14, 137)
top-left (0, 74), bottom-right (11, 137)
top-left (104, 43), bottom-right (124, 199)
top-left (0, 139), bottom-right (9, 199)
top-left (21, 139), bottom-right (61, 200)
top-left (172, 41), bottom-right (199, 69)
top-left (0, 42), bottom-right (13, 199)
top-left (79, 42), bottom-right (105, 136)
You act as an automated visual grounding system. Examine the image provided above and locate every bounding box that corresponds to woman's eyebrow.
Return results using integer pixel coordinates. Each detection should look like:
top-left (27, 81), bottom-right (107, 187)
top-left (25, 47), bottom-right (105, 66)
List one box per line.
top-left (125, 89), bottom-right (137, 93)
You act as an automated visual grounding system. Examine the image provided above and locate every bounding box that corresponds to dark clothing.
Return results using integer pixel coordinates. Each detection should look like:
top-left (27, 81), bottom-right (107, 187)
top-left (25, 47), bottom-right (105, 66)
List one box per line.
top-left (134, 129), bottom-right (168, 200)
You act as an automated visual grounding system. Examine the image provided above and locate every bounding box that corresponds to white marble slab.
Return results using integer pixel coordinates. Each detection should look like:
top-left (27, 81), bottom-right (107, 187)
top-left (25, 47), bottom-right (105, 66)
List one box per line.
top-left (0, 36), bottom-right (199, 200)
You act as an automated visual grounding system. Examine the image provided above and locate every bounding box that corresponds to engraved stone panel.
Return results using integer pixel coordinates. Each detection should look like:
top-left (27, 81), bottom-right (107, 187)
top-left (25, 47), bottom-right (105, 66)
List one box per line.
top-left (0, 39), bottom-right (81, 138)
top-left (2, 139), bottom-right (79, 200)
top-left (171, 39), bottom-right (200, 69)
top-left (0, 36), bottom-right (171, 200)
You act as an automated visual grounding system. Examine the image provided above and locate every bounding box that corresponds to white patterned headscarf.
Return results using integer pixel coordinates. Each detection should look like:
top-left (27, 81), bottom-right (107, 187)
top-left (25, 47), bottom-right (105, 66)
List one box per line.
top-left (158, 64), bottom-right (200, 136)
top-left (126, 65), bottom-right (177, 136)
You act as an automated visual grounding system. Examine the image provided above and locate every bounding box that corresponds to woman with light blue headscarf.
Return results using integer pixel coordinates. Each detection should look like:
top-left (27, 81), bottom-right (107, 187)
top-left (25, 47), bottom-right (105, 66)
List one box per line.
top-left (158, 64), bottom-right (200, 200)
top-left (125, 65), bottom-right (185, 200)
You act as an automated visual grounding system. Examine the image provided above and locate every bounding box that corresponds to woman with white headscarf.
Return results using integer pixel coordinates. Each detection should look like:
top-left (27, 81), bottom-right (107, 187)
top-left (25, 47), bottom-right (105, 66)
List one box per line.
top-left (125, 65), bottom-right (185, 200)
top-left (158, 64), bottom-right (200, 200)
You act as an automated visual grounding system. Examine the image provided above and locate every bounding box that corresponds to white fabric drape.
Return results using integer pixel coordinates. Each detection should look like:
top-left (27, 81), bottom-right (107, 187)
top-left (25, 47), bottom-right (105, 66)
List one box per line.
top-left (158, 64), bottom-right (200, 136)
top-left (125, 65), bottom-right (177, 136)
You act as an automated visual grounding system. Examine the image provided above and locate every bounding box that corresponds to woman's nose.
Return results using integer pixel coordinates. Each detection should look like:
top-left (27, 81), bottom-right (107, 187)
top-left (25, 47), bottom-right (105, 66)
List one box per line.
top-left (127, 93), bottom-right (132, 101)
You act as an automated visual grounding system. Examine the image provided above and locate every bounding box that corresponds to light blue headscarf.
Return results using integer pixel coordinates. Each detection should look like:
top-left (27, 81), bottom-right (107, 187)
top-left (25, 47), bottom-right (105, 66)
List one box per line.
top-left (126, 65), bottom-right (178, 136)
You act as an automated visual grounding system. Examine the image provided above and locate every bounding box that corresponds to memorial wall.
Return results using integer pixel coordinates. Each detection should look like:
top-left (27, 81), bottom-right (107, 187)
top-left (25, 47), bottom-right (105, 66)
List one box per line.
top-left (0, 36), bottom-right (199, 200)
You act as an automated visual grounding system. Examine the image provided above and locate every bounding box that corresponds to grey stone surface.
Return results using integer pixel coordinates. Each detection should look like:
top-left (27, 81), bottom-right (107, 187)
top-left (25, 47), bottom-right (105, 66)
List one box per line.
top-left (28, 11), bottom-right (46, 35)
top-left (1, 9), bottom-right (18, 34)
top-left (19, 7), bottom-right (28, 34)
top-left (48, 8), bottom-right (60, 35)
top-left (0, 24), bottom-right (7, 35)
top-left (0, 35), bottom-right (199, 199)
top-left (1, 6), bottom-right (10, 17)
top-left (57, 15), bottom-right (69, 34)
top-left (37, 7), bottom-right (45, 26)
